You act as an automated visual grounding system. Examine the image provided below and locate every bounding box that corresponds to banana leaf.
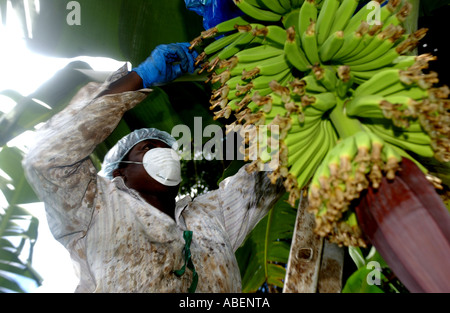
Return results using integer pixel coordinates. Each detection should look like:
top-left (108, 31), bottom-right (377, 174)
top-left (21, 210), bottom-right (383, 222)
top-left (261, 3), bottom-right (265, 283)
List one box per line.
top-left (0, 147), bottom-right (38, 205)
top-left (0, 147), bottom-right (42, 292)
top-left (0, 61), bottom-right (95, 146)
top-left (26, 0), bottom-right (204, 66)
top-left (235, 193), bottom-right (297, 292)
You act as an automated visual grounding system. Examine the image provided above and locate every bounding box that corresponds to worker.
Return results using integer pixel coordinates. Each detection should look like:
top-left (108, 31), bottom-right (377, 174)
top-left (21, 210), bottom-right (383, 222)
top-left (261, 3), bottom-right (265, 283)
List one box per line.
top-left (22, 5), bottom-right (285, 293)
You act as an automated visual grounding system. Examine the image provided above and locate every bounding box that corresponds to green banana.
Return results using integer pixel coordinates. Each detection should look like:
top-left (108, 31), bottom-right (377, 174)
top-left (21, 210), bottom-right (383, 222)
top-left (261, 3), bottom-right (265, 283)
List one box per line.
top-left (284, 26), bottom-right (311, 72)
top-left (344, 0), bottom-right (384, 33)
top-left (378, 0), bottom-right (404, 27)
top-left (361, 117), bottom-right (425, 134)
top-left (234, 44), bottom-right (284, 63)
top-left (300, 74), bottom-right (328, 93)
top-left (367, 123), bottom-right (431, 146)
top-left (204, 31), bottom-right (243, 55)
top-left (233, 0), bottom-right (283, 22)
top-left (230, 46), bottom-right (288, 77)
top-left (286, 120), bottom-right (322, 167)
top-left (382, 1), bottom-right (412, 29)
top-left (351, 68), bottom-right (390, 82)
top-left (253, 25), bottom-right (288, 48)
top-left (312, 65), bottom-right (338, 91)
top-left (383, 94), bottom-right (418, 113)
top-left (285, 120), bottom-right (321, 160)
top-left (251, 68), bottom-right (292, 89)
top-left (258, 0), bottom-right (289, 14)
top-left (363, 124), bottom-right (435, 158)
top-left (223, 74), bottom-right (249, 90)
top-left (353, 69), bottom-right (402, 97)
top-left (351, 54), bottom-right (416, 83)
top-left (244, 0), bottom-right (265, 7)
top-left (353, 130), bottom-right (372, 163)
top-left (337, 133), bottom-right (359, 175)
top-left (217, 31), bottom-right (257, 60)
top-left (203, 15), bottom-right (256, 38)
top-left (301, 103), bottom-right (329, 117)
top-left (332, 24), bottom-right (367, 61)
top-left (241, 53), bottom-right (291, 79)
top-left (282, 8), bottom-right (300, 28)
top-left (349, 48), bottom-right (401, 72)
top-left (319, 30), bottom-right (344, 62)
top-left (301, 20), bottom-right (320, 65)
top-left (346, 94), bottom-right (386, 118)
top-left (298, 0), bottom-right (318, 36)
top-left (301, 91), bottom-right (337, 112)
top-left (291, 120), bottom-right (334, 189)
top-left (392, 55), bottom-right (416, 69)
top-left (336, 65), bottom-right (353, 99)
top-left (278, 0), bottom-right (293, 10)
top-left (316, 0), bottom-right (340, 46)
top-left (229, 58), bottom-right (260, 76)
top-left (340, 25), bottom-right (380, 62)
top-left (382, 142), bottom-right (403, 179)
top-left (345, 25), bottom-right (404, 65)
top-left (384, 85), bottom-right (428, 100)
top-left (329, 0), bottom-right (359, 34)
top-left (290, 0), bottom-right (306, 8)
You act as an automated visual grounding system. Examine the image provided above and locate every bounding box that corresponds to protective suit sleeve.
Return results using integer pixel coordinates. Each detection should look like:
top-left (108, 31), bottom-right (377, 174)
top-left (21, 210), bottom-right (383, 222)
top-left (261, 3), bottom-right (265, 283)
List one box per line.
top-left (194, 165), bottom-right (285, 252)
top-left (22, 65), bottom-right (149, 244)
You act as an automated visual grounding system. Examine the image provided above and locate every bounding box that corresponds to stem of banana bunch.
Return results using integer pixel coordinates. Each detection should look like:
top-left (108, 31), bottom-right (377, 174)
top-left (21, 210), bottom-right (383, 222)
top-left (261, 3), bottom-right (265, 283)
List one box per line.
top-left (404, 0), bottom-right (420, 35)
top-left (329, 97), bottom-right (364, 139)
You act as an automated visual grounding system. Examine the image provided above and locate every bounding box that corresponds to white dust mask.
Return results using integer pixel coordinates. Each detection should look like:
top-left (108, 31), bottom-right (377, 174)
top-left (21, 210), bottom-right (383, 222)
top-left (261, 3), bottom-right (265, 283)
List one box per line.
top-left (142, 148), bottom-right (182, 186)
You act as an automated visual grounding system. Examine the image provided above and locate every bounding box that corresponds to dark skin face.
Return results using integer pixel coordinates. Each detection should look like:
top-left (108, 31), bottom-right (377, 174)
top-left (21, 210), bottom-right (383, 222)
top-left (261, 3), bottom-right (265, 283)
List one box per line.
top-left (112, 139), bottom-right (179, 220)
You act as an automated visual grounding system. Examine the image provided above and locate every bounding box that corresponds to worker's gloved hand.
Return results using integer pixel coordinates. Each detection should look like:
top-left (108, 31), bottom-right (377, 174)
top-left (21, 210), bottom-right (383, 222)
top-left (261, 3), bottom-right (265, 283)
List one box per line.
top-left (132, 43), bottom-right (198, 88)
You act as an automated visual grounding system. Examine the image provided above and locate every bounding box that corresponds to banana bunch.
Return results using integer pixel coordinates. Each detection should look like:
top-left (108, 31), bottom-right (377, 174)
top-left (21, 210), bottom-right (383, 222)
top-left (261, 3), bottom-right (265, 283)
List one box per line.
top-left (308, 130), bottom-right (403, 247)
top-left (189, 0), bottom-right (449, 246)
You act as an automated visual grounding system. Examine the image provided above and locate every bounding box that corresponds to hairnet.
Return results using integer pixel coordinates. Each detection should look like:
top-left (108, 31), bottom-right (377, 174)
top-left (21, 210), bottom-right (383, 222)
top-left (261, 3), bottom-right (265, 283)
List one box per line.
top-left (99, 128), bottom-right (177, 179)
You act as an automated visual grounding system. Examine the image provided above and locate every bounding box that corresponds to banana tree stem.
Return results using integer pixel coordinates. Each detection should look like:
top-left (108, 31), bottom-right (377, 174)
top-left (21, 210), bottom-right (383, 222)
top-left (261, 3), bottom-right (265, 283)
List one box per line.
top-left (329, 98), bottom-right (364, 139)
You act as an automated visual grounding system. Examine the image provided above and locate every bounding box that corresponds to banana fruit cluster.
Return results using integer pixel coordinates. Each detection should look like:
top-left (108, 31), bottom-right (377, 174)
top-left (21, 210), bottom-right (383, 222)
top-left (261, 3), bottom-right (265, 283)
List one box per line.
top-left (308, 130), bottom-right (403, 247)
top-left (189, 0), bottom-right (449, 247)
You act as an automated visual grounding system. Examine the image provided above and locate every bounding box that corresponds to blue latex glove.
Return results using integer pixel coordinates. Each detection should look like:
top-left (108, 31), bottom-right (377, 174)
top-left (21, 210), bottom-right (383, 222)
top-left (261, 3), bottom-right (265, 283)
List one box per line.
top-left (185, 0), bottom-right (243, 30)
top-left (132, 43), bottom-right (198, 88)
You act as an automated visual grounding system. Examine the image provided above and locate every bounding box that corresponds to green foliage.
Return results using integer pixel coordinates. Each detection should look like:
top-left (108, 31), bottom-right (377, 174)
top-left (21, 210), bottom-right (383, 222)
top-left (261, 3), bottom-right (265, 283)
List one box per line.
top-left (26, 0), bottom-right (204, 66)
top-left (343, 246), bottom-right (408, 293)
top-left (235, 193), bottom-right (297, 292)
top-left (0, 146), bottom-right (42, 292)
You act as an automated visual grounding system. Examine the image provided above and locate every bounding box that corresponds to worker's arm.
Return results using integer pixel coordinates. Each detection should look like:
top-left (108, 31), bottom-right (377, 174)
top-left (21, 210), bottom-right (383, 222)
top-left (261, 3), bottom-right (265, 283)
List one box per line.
top-left (22, 43), bottom-right (197, 244)
top-left (96, 71), bottom-right (143, 97)
top-left (97, 42), bottom-right (197, 97)
top-left (194, 165), bottom-right (286, 252)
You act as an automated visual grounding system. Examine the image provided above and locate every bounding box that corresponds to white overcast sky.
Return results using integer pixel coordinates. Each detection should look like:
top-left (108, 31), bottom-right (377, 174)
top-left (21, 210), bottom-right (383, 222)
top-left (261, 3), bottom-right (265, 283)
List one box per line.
top-left (0, 2), bottom-right (125, 292)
